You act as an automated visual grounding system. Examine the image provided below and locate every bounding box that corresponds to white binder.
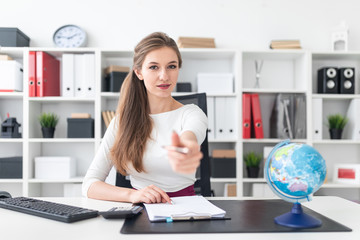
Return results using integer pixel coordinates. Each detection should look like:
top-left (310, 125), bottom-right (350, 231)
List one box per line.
top-left (312, 98), bottom-right (323, 140)
top-left (207, 97), bottom-right (215, 140)
top-left (74, 54), bottom-right (86, 98)
top-left (224, 97), bottom-right (236, 139)
top-left (343, 99), bottom-right (360, 140)
top-left (215, 97), bottom-right (227, 140)
top-left (214, 97), bottom-right (236, 140)
top-left (0, 60), bottom-right (23, 92)
top-left (61, 54), bottom-right (75, 97)
top-left (84, 53), bottom-right (95, 98)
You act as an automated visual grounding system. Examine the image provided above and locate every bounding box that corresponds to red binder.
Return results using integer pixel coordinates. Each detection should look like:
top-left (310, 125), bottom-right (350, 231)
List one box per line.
top-left (251, 93), bottom-right (264, 138)
top-left (28, 51), bottom-right (36, 97)
top-left (242, 94), bottom-right (251, 138)
top-left (36, 52), bottom-right (60, 97)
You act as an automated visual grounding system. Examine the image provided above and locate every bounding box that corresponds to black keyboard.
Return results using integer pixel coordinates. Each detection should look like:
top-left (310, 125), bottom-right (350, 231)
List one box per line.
top-left (0, 197), bottom-right (99, 223)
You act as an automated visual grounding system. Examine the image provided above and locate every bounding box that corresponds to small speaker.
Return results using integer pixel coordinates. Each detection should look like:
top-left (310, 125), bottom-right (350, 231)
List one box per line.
top-left (339, 67), bottom-right (355, 94)
top-left (317, 67), bottom-right (338, 94)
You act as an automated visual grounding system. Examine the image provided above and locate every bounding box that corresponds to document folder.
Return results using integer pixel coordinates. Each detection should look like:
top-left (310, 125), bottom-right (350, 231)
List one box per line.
top-left (242, 93), bottom-right (251, 138)
top-left (28, 51), bottom-right (36, 97)
top-left (61, 53), bottom-right (75, 97)
top-left (251, 93), bottom-right (264, 138)
top-left (144, 196), bottom-right (226, 222)
top-left (36, 51), bottom-right (60, 97)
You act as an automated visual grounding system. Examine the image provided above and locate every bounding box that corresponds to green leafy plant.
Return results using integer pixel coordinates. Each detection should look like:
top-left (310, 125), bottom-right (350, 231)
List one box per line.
top-left (326, 114), bottom-right (348, 130)
top-left (38, 113), bottom-right (59, 128)
top-left (243, 151), bottom-right (262, 167)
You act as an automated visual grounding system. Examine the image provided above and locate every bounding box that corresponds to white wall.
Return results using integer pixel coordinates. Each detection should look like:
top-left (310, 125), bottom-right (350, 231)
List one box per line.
top-left (1, 0), bottom-right (360, 51)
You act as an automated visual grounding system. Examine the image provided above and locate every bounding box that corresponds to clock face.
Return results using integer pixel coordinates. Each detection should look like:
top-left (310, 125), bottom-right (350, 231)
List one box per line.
top-left (53, 25), bottom-right (87, 48)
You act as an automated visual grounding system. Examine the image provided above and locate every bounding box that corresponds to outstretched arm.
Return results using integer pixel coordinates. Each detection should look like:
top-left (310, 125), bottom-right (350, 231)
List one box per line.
top-left (165, 131), bottom-right (203, 174)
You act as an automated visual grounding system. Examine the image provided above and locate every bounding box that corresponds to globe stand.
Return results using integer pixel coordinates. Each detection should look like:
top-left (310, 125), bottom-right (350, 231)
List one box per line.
top-left (274, 202), bottom-right (322, 228)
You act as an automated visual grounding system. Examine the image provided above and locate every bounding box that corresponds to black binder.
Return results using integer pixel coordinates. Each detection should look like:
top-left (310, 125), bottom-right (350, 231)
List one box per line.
top-left (121, 200), bottom-right (351, 234)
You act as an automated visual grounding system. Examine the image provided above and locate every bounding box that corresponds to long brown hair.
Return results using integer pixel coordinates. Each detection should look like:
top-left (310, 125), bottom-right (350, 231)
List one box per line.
top-left (110, 32), bottom-right (182, 175)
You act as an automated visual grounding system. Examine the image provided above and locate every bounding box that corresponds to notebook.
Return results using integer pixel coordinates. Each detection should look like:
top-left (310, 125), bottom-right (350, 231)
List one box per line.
top-left (144, 196), bottom-right (226, 222)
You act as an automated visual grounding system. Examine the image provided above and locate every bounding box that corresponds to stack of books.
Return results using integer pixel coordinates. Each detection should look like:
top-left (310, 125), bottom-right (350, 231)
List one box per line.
top-left (0, 54), bottom-right (13, 60)
top-left (102, 110), bottom-right (116, 128)
top-left (177, 37), bottom-right (215, 48)
top-left (270, 40), bottom-right (301, 49)
top-left (71, 113), bottom-right (91, 119)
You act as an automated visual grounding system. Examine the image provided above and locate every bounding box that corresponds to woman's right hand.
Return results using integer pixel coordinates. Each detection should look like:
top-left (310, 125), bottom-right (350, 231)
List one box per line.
top-left (129, 185), bottom-right (172, 204)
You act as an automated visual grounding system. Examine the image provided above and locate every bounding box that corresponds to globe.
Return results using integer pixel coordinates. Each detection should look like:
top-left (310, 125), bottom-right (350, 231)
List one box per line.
top-left (264, 139), bottom-right (327, 228)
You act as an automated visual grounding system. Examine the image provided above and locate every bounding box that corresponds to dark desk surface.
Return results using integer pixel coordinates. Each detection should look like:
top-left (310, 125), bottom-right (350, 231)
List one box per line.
top-left (121, 199), bottom-right (351, 234)
top-left (0, 196), bottom-right (359, 240)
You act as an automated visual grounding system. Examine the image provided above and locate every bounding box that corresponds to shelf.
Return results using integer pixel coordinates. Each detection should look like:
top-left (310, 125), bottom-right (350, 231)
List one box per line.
top-left (312, 51), bottom-right (360, 60)
top-left (312, 140), bottom-right (360, 144)
top-left (322, 182), bottom-right (360, 188)
top-left (242, 138), bottom-right (307, 144)
top-left (101, 92), bottom-right (120, 98)
top-left (242, 88), bottom-right (307, 94)
top-left (242, 178), bottom-right (266, 183)
top-left (210, 178), bottom-right (237, 183)
top-left (29, 47), bottom-right (97, 58)
top-left (172, 92), bottom-right (237, 97)
top-left (29, 138), bottom-right (96, 143)
top-left (0, 47), bottom-right (24, 58)
top-left (28, 177), bottom-right (84, 183)
top-left (29, 97), bottom-right (95, 102)
top-left (312, 94), bottom-right (360, 99)
top-left (242, 49), bottom-right (307, 60)
top-left (180, 48), bottom-right (236, 59)
top-left (0, 138), bottom-right (23, 143)
top-left (208, 139), bottom-right (237, 143)
top-left (101, 50), bottom-right (133, 58)
top-left (0, 92), bottom-right (23, 99)
top-left (0, 179), bottom-right (23, 183)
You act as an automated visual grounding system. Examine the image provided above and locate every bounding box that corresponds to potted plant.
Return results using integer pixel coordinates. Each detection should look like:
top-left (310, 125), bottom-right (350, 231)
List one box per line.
top-left (244, 151), bottom-right (262, 178)
top-left (326, 114), bottom-right (348, 139)
top-left (38, 113), bottom-right (59, 138)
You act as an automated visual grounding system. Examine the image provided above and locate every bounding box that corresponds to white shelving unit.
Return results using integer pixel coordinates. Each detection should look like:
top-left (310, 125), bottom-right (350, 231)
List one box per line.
top-left (310, 52), bottom-right (360, 201)
top-left (1, 47), bottom-right (360, 201)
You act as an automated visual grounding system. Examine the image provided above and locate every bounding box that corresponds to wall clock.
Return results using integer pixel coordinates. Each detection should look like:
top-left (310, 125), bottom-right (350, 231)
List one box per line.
top-left (53, 25), bottom-right (87, 48)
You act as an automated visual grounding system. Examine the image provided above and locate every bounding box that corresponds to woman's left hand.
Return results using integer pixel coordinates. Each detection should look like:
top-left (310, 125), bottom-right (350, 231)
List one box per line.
top-left (165, 131), bottom-right (203, 174)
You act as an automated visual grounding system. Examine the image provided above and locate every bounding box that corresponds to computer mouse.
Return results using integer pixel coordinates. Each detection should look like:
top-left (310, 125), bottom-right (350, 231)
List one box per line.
top-left (0, 191), bottom-right (12, 198)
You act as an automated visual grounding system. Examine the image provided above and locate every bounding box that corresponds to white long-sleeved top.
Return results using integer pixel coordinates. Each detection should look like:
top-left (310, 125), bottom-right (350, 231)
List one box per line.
top-left (82, 104), bottom-right (208, 196)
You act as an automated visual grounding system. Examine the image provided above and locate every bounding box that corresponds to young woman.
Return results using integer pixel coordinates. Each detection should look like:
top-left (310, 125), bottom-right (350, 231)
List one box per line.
top-left (82, 32), bottom-right (208, 204)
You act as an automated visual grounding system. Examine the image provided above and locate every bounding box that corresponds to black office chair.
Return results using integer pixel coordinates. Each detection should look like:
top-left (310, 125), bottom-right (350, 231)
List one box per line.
top-left (115, 92), bottom-right (212, 196)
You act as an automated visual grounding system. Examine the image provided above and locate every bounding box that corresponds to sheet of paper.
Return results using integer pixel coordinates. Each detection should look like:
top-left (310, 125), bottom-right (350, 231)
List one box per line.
top-left (144, 195), bottom-right (226, 222)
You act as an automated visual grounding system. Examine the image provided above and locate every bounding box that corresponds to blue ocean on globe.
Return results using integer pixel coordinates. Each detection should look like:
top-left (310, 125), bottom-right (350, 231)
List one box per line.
top-left (265, 141), bottom-right (327, 203)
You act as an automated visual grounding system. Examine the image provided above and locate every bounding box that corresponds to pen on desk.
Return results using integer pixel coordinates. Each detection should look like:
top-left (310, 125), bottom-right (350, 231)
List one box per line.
top-left (162, 145), bottom-right (190, 154)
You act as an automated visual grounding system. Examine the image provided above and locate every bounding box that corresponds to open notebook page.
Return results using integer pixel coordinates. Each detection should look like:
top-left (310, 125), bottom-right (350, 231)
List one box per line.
top-left (144, 195), bottom-right (226, 222)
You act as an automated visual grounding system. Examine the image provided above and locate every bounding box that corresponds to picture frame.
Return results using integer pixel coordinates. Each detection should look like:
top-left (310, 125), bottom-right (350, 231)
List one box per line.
top-left (333, 164), bottom-right (360, 184)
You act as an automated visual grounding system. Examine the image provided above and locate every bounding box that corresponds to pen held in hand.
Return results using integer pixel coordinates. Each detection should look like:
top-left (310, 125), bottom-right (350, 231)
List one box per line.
top-left (162, 145), bottom-right (190, 154)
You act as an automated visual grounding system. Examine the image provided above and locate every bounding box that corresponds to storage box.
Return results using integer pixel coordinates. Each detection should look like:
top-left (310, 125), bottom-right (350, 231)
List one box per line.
top-left (176, 82), bottom-right (192, 92)
top-left (63, 183), bottom-right (82, 197)
top-left (35, 156), bottom-right (76, 179)
top-left (210, 157), bottom-right (236, 178)
top-left (0, 156), bottom-right (22, 179)
top-left (224, 183), bottom-right (236, 197)
top-left (0, 28), bottom-right (30, 47)
top-left (212, 149), bottom-right (236, 158)
top-left (67, 118), bottom-right (94, 138)
top-left (103, 71), bottom-right (128, 92)
top-left (197, 73), bottom-right (233, 94)
top-left (0, 61), bottom-right (23, 92)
